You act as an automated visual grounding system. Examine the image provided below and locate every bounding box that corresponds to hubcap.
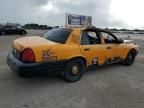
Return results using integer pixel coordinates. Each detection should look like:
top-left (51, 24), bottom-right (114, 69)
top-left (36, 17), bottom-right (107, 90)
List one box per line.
top-left (71, 66), bottom-right (79, 75)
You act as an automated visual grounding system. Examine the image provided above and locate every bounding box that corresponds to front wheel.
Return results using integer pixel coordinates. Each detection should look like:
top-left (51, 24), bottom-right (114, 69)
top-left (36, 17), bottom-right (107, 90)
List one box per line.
top-left (122, 51), bottom-right (136, 66)
top-left (61, 59), bottom-right (86, 82)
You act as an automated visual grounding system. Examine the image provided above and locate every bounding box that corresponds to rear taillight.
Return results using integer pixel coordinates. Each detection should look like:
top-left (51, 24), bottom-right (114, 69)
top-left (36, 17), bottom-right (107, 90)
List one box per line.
top-left (21, 48), bottom-right (35, 63)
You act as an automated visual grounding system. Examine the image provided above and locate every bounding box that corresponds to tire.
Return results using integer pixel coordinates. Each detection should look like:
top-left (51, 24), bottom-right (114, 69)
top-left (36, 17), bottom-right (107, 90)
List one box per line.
top-left (61, 59), bottom-right (86, 82)
top-left (20, 31), bottom-right (26, 35)
top-left (123, 51), bottom-right (136, 66)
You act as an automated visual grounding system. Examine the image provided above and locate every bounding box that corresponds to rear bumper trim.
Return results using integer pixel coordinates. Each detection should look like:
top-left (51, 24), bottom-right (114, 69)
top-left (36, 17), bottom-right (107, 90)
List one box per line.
top-left (7, 52), bottom-right (66, 75)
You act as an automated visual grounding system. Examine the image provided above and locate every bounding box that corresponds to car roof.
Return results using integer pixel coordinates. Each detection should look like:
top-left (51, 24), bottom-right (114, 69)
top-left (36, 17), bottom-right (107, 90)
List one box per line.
top-left (68, 26), bottom-right (116, 38)
top-left (69, 26), bottom-right (110, 32)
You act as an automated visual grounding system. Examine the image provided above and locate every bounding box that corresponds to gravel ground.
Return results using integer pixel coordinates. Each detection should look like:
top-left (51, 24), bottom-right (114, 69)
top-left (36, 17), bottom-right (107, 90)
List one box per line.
top-left (0, 30), bottom-right (144, 108)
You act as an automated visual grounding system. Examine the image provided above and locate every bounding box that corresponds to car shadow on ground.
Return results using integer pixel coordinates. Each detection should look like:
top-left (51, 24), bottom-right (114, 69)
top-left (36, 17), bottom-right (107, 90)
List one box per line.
top-left (7, 63), bottom-right (122, 85)
top-left (85, 63), bottom-right (121, 74)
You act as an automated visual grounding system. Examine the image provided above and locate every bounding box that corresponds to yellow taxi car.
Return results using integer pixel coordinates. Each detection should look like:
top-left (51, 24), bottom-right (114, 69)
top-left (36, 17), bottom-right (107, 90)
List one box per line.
top-left (7, 27), bottom-right (139, 82)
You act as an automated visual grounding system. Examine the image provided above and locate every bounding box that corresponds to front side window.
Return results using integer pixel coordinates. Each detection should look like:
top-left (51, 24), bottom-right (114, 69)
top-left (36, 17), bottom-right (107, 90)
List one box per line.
top-left (101, 32), bottom-right (117, 44)
top-left (81, 30), bottom-right (101, 45)
top-left (43, 28), bottom-right (72, 44)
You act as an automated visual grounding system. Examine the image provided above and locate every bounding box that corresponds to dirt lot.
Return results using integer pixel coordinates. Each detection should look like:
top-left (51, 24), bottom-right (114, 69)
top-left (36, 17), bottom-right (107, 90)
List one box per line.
top-left (0, 30), bottom-right (144, 108)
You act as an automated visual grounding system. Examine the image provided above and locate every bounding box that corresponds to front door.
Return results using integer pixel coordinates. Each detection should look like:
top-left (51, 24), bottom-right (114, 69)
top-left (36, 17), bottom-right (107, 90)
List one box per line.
top-left (100, 31), bottom-right (121, 61)
top-left (80, 30), bottom-right (107, 66)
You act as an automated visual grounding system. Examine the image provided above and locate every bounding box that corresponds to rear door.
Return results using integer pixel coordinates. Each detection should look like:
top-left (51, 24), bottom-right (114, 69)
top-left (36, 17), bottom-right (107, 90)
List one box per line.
top-left (80, 30), bottom-right (107, 66)
top-left (11, 26), bottom-right (18, 34)
top-left (4, 26), bottom-right (13, 34)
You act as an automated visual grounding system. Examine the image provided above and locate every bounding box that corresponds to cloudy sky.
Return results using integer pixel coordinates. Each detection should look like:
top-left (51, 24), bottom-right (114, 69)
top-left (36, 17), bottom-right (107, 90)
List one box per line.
top-left (0, 0), bottom-right (144, 29)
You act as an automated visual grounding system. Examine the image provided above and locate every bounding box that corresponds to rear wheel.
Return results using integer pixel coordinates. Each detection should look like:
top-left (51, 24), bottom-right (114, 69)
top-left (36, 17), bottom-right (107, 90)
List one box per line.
top-left (1, 31), bottom-right (5, 35)
top-left (123, 51), bottom-right (136, 66)
top-left (61, 59), bottom-right (86, 82)
top-left (20, 31), bottom-right (26, 35)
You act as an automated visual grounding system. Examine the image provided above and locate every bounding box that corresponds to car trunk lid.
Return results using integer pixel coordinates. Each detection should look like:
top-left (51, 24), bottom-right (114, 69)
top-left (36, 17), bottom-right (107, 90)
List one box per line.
top-left (13, 36), bottom-right (58, 51)
top-left (12, 36), bottom-right (59, 62)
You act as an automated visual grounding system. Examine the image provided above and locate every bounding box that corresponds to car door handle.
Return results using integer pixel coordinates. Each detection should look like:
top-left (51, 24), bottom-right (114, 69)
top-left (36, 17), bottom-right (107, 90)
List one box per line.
top-left (84, 48), bottom-right (90, 51)
top-left (107, 47), bottom-right (111, 49)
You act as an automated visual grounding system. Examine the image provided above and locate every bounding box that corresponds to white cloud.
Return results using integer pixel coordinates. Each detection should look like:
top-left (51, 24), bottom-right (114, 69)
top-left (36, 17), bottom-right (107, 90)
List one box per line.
top-left (0, 0), bottom-right (143, 28)
top-left (40, 1), bottom-right (60, 13)
top-left (110, 0), bottom-right (144, 29)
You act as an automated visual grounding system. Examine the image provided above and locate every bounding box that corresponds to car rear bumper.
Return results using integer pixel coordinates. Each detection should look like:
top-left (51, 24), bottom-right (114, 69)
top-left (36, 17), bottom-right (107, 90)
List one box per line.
top-left (7, 52), bottom-right (66, 75)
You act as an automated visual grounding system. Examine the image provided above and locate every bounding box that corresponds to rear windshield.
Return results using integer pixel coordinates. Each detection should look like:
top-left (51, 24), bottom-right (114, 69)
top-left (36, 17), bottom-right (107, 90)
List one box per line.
top-left (43, 28), bottom-right (72, 44)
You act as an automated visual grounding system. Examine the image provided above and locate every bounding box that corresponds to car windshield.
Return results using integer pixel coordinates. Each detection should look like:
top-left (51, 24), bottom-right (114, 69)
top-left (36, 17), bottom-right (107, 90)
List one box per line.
top-left (43, 28), bottom-right (72, 44)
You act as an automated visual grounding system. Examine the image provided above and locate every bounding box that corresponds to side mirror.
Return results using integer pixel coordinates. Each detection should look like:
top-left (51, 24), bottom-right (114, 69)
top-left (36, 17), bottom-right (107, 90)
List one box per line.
top-left (117, 39), bottom-right (124, 44)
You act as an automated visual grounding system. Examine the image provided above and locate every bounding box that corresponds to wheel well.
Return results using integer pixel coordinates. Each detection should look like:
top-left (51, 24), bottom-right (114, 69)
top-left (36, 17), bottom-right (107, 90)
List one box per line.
top-left (129, 48), bottom-right (137, 57)
top-left (68, 56), bottom-right (87, 66)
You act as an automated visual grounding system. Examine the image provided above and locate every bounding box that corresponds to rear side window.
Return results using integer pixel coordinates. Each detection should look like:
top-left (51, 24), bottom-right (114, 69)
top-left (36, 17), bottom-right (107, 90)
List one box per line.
top-left (81, 31), bottom-right (90, 45)
top-left (81, 30), bottom-right (101, 45)
top-left (43, 28), bottom-right (72, 44)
